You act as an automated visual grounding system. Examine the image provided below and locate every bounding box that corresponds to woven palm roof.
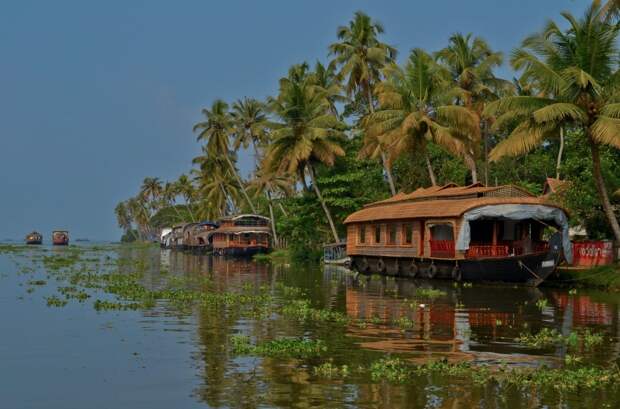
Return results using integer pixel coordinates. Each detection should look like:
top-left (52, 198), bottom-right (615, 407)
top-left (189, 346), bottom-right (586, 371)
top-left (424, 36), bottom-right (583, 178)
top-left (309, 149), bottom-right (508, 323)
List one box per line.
top-left (344, 184), bottom-right (561, 224)
top-left (213, 225), bottom-right (272, 235)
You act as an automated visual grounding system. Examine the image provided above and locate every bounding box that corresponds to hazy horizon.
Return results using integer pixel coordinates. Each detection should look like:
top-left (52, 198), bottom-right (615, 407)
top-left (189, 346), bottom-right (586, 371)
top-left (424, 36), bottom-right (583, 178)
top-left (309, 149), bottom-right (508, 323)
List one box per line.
top-left (0, 0), bottom-right (586, 241)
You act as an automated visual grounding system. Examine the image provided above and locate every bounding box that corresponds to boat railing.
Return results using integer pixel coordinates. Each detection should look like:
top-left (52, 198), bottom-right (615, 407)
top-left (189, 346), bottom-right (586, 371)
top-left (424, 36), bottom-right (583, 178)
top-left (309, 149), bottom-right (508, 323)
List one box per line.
top-left (466, 241), bottom-right (550, 258)
top-left (323, 242), bottom-right (347, 262)
top-left (429, 240), bottom-right (455, 258)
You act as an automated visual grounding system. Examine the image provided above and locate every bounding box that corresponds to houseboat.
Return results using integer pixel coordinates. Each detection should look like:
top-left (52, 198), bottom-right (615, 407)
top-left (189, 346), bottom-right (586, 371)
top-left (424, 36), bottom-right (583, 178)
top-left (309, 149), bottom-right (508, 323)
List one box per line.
top-left (52, 230), bottom-right (70, 246)
top-left (169, 223), bottom-right (189, 250)
top-left (185, 221), bottom-right (219, 252)
top-left (25, 231), bottom-right (43, 245)
top-left (344, 183), bottom-right (572, 286)
top-left (212, 214), bottom-right (271, 256)
top-left (160, 227), bottom-right (173, 249)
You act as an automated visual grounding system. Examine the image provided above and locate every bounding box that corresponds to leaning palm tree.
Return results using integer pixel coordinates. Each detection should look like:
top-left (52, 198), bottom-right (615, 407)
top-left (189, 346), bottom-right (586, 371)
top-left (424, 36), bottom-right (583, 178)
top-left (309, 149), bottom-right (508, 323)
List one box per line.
top-left (365, 49), bottom-right (475, 186)
top-left (114, 201), bottom-right (137, 240)
top-left (435, 32), bottom-right (509, 183)
top-left (486, 2), bottom-right (620, 243)
top-left (309, 61), bottom-right (346, 117)
top-left (193, 99), bottom-right (258, 214)
top-left (264, 68), bottom-right (347, 242)
top-left (231, 97), bottom-right (270, 171)
top-left (329, 11), bottom-right (398, 194)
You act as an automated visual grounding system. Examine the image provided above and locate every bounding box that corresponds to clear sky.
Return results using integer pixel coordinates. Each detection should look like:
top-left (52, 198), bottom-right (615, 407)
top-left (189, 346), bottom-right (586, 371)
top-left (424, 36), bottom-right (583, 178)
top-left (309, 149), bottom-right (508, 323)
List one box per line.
top-left (0, 0), bottom-right (587, 241)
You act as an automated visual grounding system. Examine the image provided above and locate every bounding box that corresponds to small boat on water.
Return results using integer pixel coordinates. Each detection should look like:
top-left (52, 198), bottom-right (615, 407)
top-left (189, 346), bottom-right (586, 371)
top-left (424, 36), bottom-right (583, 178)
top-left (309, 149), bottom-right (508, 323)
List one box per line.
top-left (52, 230), bottom-right (70, 246)
top-left (212, 214), bottom-right (271, 256)
top-left (344, 183), bottom-right (571, 286)
top-left (25, 231), bottom-right (43, 245)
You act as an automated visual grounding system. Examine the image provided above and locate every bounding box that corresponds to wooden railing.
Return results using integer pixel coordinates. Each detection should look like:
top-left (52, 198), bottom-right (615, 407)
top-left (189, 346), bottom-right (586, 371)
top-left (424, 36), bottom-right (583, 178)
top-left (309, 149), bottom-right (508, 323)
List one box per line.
top-left (466, 242), bottom-right (549, 258)
top-left (430, 240), bottom-right (455, 258)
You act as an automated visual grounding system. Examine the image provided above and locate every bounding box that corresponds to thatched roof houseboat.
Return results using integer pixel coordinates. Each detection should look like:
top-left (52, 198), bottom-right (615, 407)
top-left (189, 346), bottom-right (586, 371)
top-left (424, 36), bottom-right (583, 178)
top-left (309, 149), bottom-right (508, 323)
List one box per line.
top-left (344, 183), bottom-right (571, 286)
top-left (25, 231), bottom-right (43, 245)
top-left (52, 230), bottom-right (69, 246)
top-left (185, 221), bottom-right (219, 251)
top-left (212, 214), bottom-right (271, 256)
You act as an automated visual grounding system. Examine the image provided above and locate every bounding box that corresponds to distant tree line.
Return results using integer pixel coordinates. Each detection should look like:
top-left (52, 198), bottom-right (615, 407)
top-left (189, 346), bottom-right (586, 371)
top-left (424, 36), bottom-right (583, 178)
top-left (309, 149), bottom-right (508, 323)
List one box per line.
top-left (116, 1), bottom-right (620, 258)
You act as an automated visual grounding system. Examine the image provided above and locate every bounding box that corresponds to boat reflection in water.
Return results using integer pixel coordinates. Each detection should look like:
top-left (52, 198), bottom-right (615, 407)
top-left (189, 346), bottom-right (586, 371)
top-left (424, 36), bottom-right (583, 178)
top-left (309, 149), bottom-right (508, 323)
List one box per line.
top-left (135, 252), bottom-right (620, 408)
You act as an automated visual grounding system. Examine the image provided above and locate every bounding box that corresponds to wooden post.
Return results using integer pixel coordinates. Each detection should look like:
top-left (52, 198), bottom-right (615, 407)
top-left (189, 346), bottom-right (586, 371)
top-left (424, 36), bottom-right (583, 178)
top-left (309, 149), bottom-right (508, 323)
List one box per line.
top-left (492, 221), bottom-right (498, 256)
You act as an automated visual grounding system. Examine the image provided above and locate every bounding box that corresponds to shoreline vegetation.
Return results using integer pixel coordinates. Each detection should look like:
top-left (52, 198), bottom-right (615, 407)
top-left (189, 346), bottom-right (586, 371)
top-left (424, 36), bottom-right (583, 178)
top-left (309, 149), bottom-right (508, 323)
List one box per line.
top-left (115, 1), bottom-right (620, 266)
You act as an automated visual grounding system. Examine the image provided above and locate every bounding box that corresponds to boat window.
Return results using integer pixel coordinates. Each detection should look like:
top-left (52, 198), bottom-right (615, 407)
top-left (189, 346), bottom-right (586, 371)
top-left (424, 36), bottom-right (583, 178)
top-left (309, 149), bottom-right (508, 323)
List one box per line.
top-left (388, 224), bottom-right (397, 245)
top-left (374, 225), bottom-right (381, 244)
top-left (430, 224), bottom-right (454, 240)
top-left (359, 225), bottom-right (366, 244)
top-left (404, 223), bottom-right (413, 244)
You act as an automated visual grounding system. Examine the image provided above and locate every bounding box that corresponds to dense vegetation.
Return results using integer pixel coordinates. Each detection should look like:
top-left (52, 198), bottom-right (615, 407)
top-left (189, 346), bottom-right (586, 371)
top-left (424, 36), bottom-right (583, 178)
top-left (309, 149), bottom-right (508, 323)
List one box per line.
top-left (116, 2), bottom-right (620, 257)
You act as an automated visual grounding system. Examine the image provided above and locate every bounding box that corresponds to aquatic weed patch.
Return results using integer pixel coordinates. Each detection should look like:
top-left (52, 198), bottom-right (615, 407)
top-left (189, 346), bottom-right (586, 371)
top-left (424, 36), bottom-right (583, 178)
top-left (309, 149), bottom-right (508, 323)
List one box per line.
top-left (517, 327), bottom-right (605, 351)
top-left (231, 335), bottom-right (327, 358)
top-left (281, 299), bottom-right (349, 325)
top-left (313, 362), bottom-right (350, 379)
top-left (413, 288), bottom-right (447, 299)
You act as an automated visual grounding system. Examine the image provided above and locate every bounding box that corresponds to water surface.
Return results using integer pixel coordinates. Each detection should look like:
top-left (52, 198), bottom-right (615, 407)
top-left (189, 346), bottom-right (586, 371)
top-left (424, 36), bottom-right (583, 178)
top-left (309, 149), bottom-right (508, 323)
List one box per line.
top-left (1, 244), bottom-right (619, 408)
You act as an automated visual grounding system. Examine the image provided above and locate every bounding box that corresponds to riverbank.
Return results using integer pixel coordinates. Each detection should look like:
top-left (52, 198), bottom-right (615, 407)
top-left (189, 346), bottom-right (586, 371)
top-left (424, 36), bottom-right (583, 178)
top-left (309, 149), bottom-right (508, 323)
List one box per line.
top-left (549, 264), bottom-right (620, 290)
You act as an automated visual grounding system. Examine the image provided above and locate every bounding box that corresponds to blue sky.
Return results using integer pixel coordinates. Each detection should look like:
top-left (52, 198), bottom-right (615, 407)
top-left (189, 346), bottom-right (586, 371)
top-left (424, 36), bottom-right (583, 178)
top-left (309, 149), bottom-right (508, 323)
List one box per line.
top-left (0, 0), bottom-right (587, 241)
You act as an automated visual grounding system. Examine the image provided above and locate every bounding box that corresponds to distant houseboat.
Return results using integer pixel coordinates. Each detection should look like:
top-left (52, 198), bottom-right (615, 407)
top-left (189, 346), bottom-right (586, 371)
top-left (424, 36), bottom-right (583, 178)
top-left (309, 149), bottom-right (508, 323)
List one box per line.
top-left (344, 183), bottom-right (571, 286)
top-left (160, 227), bottom-right (173, 249)
top-left (25, 231), bottom-right (42, 245)
top-left (169, 223), bottom-right (189, 250)
top-left (212, 214), bottom-right (271, 256)
top-left (52, 230), bottom-right (69, 246)
top-left (185, 221), bottom-right (219, 252)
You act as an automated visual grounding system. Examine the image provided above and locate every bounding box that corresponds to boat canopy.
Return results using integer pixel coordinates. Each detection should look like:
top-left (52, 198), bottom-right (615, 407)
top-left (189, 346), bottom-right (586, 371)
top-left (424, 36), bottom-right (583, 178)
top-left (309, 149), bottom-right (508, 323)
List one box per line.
top-left (455, 204), bottom-right (572, 263)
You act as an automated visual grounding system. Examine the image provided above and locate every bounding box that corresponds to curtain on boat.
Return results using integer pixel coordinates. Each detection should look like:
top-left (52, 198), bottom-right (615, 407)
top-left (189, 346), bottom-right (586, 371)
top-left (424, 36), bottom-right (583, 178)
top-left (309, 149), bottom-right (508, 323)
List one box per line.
top-left (455, 204), bottom-right (572, 263)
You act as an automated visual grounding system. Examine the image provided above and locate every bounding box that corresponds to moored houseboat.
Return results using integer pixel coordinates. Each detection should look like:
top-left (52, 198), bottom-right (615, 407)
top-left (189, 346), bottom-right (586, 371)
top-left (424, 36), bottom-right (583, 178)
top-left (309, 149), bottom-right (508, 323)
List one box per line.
top-left (344, 183), bottom-right (572, 286)
top-left (185, 221), bottom-right (219, 252)
top-left (212, 214), bottom-right (271, 256)
top-left (169, 223), bottom-right (189, 250)
top-left (160, 227), bottom-right (173, 249)
top-left (52, 230), bottom-right (70, 246)
top-left (25, 231), bottom-right (43, 245)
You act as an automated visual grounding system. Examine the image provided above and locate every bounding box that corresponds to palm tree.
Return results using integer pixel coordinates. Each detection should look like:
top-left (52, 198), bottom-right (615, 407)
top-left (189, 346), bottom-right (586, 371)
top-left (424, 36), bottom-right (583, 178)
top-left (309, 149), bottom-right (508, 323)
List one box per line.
top-left (114, 201), bottom-right (137, 240)
top-left (140, 177), bottom-right (163, 209)
top-left (364, 49), bottom-right (474, 186)
top-left (249, 170), bottom-right (294, 244)
top-left (193, 99), bottom-right (258, 214)
top-left (175, 174), bottom-right (197, 222)
top-left (264, 66), bottom-right (347, 242)
top-left (435, 33), bottom-right (508, 184)
top-left (486, 3), bottom-right (620, 243)
top-left (601, 0), bottom-right (620, 21)
top-left (309, 61), bottom-right (346, 117)
top-left (192, 154), bottom-right (240, 218)
top-left (231, 97), bottom-right (270, 172)
top-left (126, 196), bottom-right (150, 240)
top-left (329, 11), bottom-right (398, 194)
top-left (162, 181), bottom-right (184, 221)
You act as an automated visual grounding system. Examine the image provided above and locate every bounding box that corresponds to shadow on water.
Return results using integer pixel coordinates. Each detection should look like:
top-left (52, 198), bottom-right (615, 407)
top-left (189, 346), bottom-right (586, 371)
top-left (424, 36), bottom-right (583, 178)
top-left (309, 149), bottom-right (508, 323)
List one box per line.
top-left (2, 244), bottom-right (620, 408)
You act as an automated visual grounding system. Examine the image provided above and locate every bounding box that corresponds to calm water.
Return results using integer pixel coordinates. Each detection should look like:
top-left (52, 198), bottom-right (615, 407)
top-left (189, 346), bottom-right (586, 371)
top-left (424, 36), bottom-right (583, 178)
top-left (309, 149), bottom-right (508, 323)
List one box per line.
top-left (1, 243), bottom-right (619, 408)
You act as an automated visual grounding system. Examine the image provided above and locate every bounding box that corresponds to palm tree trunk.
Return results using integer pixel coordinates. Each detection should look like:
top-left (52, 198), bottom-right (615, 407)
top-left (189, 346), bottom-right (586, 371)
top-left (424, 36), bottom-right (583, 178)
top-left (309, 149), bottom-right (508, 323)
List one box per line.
top-left (225, 154), bottom-right (257, 214)
top-left (278, 202), bottom-right (289, 217)
top-left (464, 154), bottom-right (478, 184)
top-left (298, 166), bottom-right (310, 193)
top-left (251, 138), bottom-right (260, 175)
top-left (308, 163), bottom-right (340, 243)
top-left (588, 134), bottom-right (620, 245)
top-left (425, 153), bottom-right (437, 186)
top-left (483, 122), bottom-right (489, 185)
top-left (185, 196), bottom-right (196, 222)
top-left (556, 127), bottom-right (565, 179)
top-left (267, 191), bottom-right (278, 246)
top-left (367, 82), bottom-right (396, 195)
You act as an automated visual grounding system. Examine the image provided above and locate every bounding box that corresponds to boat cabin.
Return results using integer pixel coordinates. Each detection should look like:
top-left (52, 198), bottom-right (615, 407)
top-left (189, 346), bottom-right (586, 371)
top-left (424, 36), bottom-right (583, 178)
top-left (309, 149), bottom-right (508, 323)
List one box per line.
top-left (344, 183), bottom-right (571, 285)
top-left (170, 223), bottom-right (188, 249)
top-left (212, 214), bottom-right (271, 256)
top-left (186, 221), bottom-right (219, 248)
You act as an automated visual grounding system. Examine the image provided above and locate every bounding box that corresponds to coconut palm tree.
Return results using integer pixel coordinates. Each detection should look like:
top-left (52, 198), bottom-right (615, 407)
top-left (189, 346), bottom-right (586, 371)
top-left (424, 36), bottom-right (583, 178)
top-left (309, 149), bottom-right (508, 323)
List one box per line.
top-left (486, 2), bottom-right (620, 243)
top-left (264, 65), bottom-right (347, 242)
top-left (126, 196), bottom-right (151, 240)
top-left (329, 11), bottom-right (398, 194)
top-left (114, 201), bottom-right (137, 240)
top-left (162, 181), bottom-right (183, 221)
top-left (364, 49), bottom-right (474, 186)
top-left (249, 170), bottom-right (295, 244)
top-left (140, 177), bottom-right (163, 210)
top-left (193, 99), bottom-right (258, 214)
top-left (231, 97), bottom-right (270, 172)
top-left (192, 153), bottom-right (241, 218)
top-left (175, 174), bottom-right (197, 222)
top-left (435, 33), bottom-right (508, 184)
top-left (309, 61), bottom-right (346, 117)
top-left (601, 0), bottom-right (620, 21)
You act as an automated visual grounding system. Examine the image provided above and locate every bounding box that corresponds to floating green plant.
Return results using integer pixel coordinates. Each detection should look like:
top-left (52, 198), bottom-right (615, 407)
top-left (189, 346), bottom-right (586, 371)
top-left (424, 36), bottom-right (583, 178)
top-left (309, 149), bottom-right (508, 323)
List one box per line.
top-left (46, 295), bottom-right (68, 307)
top-left (313, 362), bottom-right (350, 379)
top-left (231, 335), bottom-right (326, 358)
top-left (414, 288), bottom-right (447, 298)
